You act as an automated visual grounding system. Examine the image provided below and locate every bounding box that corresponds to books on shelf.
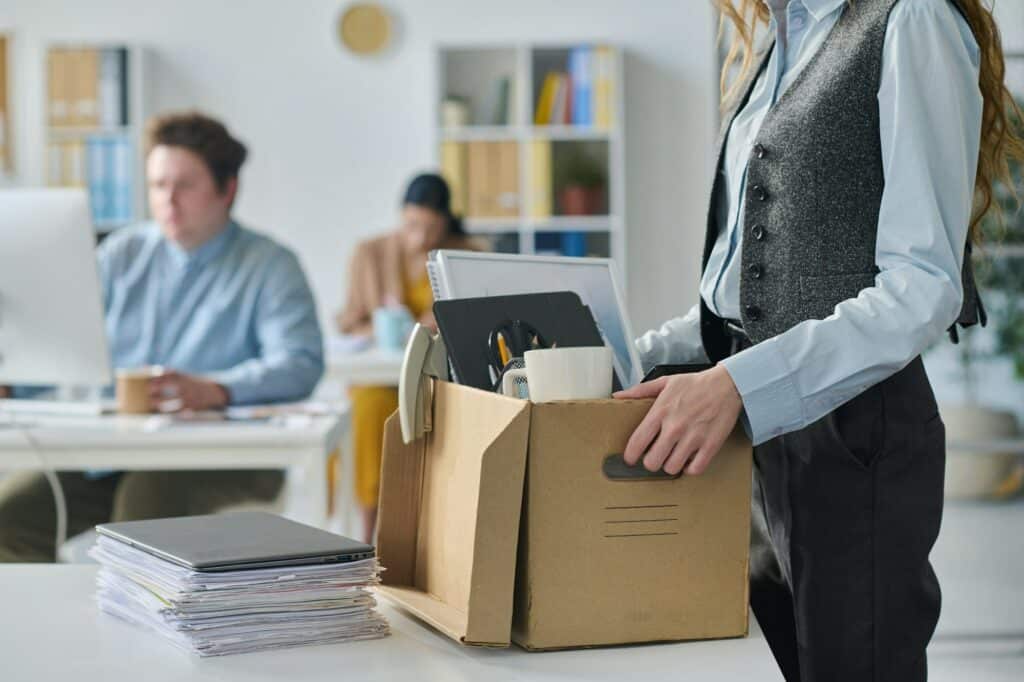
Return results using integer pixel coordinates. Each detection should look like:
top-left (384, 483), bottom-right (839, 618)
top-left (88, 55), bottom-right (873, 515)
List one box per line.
top-left (440, 141), bottom-right (468, 215)
top-left (533, 45), bottom-right (615, 129)
top-left (48, 140), bottom-right (86, 188)
top-left (49, 46), bottom-right (129, 129)
top-left (528, 139), bottom-right (552, 218)
top-left (593, 46), bottom-right (615, 128)
top-left (49, 134), bottom-right (133, 226)
top-left (466, 140), bottom-right (519, 218)
top-left (485, 75), bottom-right (515, 126)
top-left (569, 47), bottom-right (592, 127)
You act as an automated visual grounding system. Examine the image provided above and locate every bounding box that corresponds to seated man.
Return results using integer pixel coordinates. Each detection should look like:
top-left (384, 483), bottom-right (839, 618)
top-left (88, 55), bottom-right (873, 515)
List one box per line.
top-left (0, 112), bottom-right (324, 562)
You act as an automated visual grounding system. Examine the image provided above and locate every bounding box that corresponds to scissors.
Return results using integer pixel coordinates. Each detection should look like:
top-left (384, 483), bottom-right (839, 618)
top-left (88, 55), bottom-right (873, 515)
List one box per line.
top-left (487, 319), bottom-right (548, 381)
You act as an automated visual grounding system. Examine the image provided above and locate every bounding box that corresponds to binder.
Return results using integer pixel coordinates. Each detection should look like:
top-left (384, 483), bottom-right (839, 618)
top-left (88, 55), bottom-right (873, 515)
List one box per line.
top-left (47, 142), bottom-right (64, 186)
top-left (528, 139), bottom-right (552, 219)
top-left (594, 46), bottom-right (615, 129)
top-left (495, 141), bottom-right (519, 216)
top-left (440, 141), bottom-right (467, 215)
top-left (112, 137), bottom-right (134, 223)
top-left (466, 141), bottom-right (519, 218)
top-left (99, 48), bottom-right (128, 128)
top-left (466, 141), bottom-right (490, 217)
top-left (534, 73), bottom-right (559, 125)
top-left (48, 49), bottom-right (70, 126)
top-left (64, 140), bottom-right (86, 188)
top-left (549, 74), bottom-right (568, 126)
top-left (86, 136), bottom-right (110, 223)
top-left (72, 48), bottom-right (100, 127)
top-left (569, 46), bottom-right (593, 126)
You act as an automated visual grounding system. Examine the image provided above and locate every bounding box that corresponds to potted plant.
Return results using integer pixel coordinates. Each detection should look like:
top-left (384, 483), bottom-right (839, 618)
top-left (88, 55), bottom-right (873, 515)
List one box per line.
top-left (556, 149), bottom-right (607, 216)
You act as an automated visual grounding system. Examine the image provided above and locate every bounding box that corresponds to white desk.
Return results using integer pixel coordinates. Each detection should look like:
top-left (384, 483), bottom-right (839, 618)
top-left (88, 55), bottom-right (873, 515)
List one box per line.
top-left (0, 412), bottom-right (347, 528)
top-left (0, 565), bottom-right (782, 681)
top-left (327, 347), bottom-right (404, 387)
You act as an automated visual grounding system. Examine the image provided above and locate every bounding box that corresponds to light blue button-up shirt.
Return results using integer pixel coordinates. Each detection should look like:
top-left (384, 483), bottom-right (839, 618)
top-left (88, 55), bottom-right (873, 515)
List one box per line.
top-left (98, 220), bottom-right (324, 405)
top-left (636, 0), bottom-right (983, 445)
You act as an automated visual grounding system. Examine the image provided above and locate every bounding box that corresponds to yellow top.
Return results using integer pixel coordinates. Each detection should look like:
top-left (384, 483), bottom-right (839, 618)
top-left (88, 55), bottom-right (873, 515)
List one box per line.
top-left (350, 267), bottom-right (434, 509)
top-left (403, 270), bottom-right (433, 320)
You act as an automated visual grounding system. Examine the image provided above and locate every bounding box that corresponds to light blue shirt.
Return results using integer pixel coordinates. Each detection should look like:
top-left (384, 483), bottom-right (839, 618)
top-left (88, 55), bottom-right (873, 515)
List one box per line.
top-left (636, 0), bottom-right (983, 445)
top-left (99, 220), bottom-right (324, 405)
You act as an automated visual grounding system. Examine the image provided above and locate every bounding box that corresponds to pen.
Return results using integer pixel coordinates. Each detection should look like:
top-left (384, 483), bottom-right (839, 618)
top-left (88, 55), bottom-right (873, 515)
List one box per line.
top-left (497, 333), bottom-right (511, 367)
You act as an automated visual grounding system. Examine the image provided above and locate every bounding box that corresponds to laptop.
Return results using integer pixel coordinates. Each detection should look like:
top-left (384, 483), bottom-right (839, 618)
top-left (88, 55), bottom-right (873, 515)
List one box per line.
top-left (95, 511), bottom-right (375, 572)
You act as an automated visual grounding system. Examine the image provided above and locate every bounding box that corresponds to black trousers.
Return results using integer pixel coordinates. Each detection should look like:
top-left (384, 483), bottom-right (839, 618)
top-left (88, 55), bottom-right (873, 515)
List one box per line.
top-left (737, 335), bottom-right (946, 681)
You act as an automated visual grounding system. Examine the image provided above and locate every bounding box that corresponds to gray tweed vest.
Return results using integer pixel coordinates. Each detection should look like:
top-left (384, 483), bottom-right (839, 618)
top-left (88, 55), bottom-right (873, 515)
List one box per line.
top-left (699, 0), bottom-right (983, 363)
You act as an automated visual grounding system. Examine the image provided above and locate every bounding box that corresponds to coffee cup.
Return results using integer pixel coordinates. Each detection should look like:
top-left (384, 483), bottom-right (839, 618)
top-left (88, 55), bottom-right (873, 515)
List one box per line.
top-left (116, 366), bottom-right (164, 414)
top-left (500, 346), bottom-right (613, 402)
top-left (373, 306), bottom-right (414, 352)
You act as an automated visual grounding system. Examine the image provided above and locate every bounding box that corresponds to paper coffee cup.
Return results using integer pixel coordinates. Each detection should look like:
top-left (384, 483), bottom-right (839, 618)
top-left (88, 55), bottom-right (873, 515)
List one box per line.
top-left (116, 366), bottom-right (164, 414)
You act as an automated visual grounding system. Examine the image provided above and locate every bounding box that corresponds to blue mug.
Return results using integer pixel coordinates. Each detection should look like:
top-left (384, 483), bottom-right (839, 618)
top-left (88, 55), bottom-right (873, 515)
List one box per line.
top-left (373, 306), bottom-right (414, 351)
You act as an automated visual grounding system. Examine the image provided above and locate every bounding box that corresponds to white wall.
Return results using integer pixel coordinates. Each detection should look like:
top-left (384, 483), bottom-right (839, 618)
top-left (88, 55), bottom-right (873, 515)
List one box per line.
top-left (0, 0), bottom-right (719, 336)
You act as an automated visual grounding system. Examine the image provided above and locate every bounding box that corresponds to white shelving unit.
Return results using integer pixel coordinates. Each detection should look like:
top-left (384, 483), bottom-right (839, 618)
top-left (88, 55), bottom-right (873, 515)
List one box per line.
top-left (43, 43), bottom-right (151, 233)
top-left (436, 42), bottom-right (626, 281)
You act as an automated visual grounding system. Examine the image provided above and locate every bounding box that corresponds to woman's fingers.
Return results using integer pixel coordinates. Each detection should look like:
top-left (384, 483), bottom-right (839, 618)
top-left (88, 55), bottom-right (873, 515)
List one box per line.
top-left (622, 411), bottom-right (661, 465)
top-left (663, 434), bottom-right (701, 476)
top-left (613, 376), bottom-right (668, 400)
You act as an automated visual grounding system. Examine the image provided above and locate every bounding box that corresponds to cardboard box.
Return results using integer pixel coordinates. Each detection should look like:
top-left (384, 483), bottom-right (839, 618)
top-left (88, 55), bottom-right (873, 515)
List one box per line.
top-left (377, 380), bottom-right (752, 650)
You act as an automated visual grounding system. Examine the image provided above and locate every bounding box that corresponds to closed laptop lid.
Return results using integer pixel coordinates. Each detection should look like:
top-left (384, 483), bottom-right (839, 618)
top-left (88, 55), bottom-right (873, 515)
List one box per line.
top-left (96, 511), bottom-right (374, 571)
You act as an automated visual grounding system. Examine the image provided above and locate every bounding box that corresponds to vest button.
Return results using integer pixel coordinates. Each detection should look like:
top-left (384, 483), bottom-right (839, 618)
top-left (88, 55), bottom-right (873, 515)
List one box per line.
top-left (745, 304), bottom-right (762, 321)
top-left (748, 264), bottom-right (763, 279)
top-left (754, 143), bottom-right (767, 159)
top-left (752, 184), bottom-right (768, 202)
top-left (751, 224), bottom-right (766, 241)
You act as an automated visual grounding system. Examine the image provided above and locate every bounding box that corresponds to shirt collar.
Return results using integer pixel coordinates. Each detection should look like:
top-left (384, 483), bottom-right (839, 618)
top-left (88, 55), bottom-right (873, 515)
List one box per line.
top-left (800, 0), bottom-right (846, 22)
top-left (164, 220), bottom-right (238, 270)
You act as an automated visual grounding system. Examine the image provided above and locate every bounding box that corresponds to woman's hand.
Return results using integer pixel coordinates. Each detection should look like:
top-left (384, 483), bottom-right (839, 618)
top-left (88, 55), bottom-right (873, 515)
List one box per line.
top-left (613, 365), bottom-right (743, 476)
top-left (418, 310), bottom-right (437, 331)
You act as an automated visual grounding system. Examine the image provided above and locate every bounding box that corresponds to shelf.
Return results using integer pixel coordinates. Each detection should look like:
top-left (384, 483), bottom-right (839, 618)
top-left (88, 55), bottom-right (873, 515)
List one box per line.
top-left (48, 125), bottom-right (134, 138)
top-left (441, 125), bottom-right (615, 143)
top-left (441, 126), bottom-right (521, 142)
top-left (437, 43), bottom-right (624, 269)
top-left (528, 215), bottom-right (619, 231)
top-left (464, 217), bottom-right (523, 233)
top-left (530, 125), bottom-right (614, 141)
top-left (465, 215), bottom-right (621, 233)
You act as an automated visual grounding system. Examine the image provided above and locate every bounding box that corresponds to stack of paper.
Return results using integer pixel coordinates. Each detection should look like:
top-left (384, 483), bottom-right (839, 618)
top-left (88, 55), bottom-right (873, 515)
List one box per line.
top-left (89, 536), bottom-right (389, 656)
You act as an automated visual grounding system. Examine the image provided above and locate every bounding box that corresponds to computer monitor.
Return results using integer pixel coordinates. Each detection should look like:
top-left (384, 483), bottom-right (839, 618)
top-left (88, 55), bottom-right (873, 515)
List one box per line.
top-left (0, 189), bottom-right (112, 386)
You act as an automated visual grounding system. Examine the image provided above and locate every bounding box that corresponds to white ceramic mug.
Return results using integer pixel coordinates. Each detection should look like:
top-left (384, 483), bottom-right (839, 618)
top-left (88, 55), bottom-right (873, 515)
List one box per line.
top-left (500, 346), bottom-right (614, 402)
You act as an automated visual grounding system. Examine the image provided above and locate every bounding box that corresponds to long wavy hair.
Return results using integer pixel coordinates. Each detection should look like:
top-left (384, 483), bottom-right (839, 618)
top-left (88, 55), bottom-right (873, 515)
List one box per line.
top-left (714, 0), bottom-right (1024, 242)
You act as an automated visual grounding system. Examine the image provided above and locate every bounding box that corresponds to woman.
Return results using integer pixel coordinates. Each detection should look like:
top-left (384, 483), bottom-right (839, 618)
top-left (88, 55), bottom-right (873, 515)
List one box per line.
top-left (337, 173), bottom-right (479, 542)
top-left (616, 1), bottom-right (1023, 680)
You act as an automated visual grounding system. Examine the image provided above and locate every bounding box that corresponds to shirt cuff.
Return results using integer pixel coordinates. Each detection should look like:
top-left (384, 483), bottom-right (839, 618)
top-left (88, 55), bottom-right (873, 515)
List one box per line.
top-left (720, 337), bottom-right (805, 445)
top-left (204, 370), bottom-right (256, 406)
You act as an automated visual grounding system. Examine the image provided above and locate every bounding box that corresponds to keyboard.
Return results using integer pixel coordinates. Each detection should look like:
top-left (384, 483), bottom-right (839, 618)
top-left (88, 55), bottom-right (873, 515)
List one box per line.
top-left (0, 399), bottom-right (112, 417)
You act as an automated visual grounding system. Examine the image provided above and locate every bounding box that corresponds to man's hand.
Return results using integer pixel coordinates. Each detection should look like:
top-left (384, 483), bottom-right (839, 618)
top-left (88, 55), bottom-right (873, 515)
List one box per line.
top-left (613, 365), bottom-right (743, 476)
top-left (149, 371), bottom-right (229, 412)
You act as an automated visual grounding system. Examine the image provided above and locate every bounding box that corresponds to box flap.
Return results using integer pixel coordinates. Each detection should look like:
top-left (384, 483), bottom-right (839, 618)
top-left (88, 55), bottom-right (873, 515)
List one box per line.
top-left (378, 382), bottom-right (531, 647)
top-left (375, 586), bottom-right (505, 648)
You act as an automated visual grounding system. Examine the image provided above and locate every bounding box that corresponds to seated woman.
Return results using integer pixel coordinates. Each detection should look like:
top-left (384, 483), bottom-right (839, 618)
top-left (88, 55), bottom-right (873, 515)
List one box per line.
top-left (336, 173), bottom-right (479, 541)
